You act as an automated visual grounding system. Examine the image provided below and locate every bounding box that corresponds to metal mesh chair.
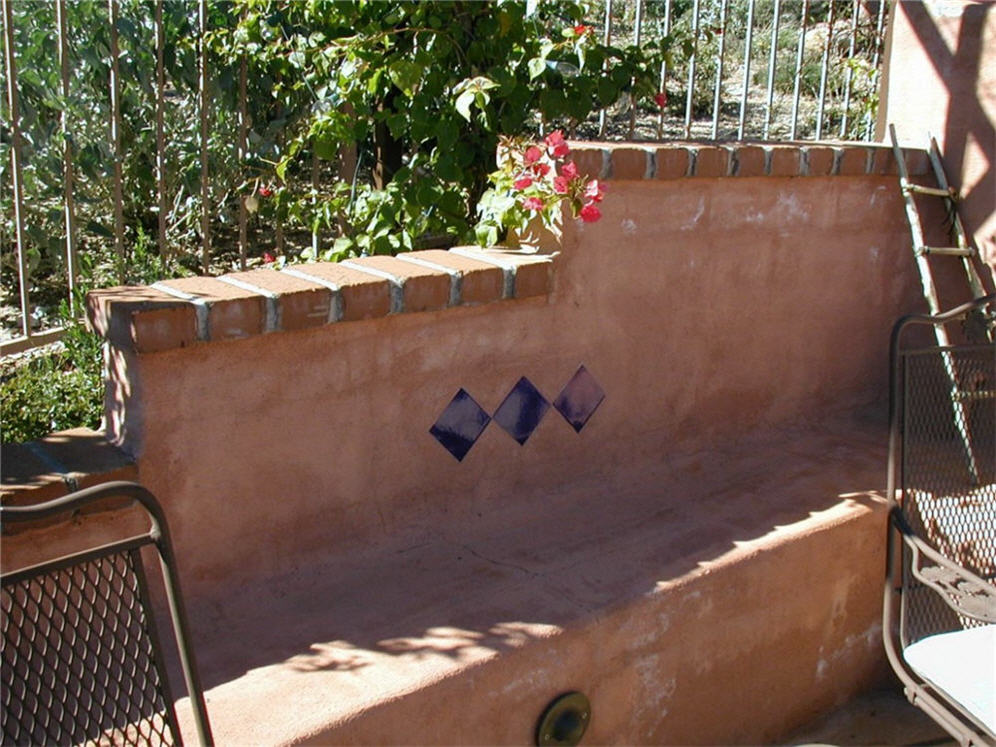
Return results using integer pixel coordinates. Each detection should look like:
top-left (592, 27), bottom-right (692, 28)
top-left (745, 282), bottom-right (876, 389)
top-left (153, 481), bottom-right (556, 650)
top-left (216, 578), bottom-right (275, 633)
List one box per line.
top-left (884, 295), bottom-right (996, 746)
top-left (1, 481), bottom-right (212, 746)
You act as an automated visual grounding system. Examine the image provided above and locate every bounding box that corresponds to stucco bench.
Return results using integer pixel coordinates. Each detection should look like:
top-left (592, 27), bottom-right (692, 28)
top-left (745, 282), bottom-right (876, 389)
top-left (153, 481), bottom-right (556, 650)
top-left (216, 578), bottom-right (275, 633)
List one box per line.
top-left (173, 413), bottom-right (892, 745)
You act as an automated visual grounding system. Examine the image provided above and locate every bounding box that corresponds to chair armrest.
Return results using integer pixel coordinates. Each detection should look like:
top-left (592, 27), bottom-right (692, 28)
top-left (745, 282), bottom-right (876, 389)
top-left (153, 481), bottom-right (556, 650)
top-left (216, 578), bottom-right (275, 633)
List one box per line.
top-left (891, 506), bottom-right (996, 624)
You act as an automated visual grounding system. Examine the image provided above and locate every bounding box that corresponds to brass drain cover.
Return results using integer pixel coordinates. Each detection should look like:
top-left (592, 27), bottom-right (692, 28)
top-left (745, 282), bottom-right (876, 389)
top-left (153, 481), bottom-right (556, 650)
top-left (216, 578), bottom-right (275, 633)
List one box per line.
top-left (536, 691), bottom-right (591, 746)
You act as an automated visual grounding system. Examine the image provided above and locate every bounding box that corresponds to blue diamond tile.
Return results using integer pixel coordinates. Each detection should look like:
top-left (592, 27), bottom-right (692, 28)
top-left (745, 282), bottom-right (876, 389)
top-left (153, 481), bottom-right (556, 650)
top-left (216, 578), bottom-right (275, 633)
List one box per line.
top-left (430, 389), bottom-right (491, 461)
top-left (553, 365), bottom-right (605, 432)
top-left (493, 377), bottom-right (550, 445)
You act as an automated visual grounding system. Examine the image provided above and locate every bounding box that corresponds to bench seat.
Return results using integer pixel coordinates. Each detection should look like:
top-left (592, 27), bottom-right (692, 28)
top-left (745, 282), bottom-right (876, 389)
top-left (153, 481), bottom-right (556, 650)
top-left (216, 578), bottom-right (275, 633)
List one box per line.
top-left (175, 412), bottom-right (893, 745)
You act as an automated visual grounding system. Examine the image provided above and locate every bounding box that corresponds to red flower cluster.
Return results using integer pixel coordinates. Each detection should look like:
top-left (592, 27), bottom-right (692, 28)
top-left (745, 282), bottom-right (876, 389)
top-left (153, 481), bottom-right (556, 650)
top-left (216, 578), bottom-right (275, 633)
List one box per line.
top-left (258, 185), bottom-right (273, 198)
top-left (508, 130), bottom-right (604, 223)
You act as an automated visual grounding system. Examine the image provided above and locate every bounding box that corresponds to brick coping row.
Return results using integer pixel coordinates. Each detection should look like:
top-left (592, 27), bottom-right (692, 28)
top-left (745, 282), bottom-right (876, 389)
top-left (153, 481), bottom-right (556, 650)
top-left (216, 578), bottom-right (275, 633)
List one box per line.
top-left (86, 143), bottom-right (927, 356)
top-left (0, 428), bottom-right (136, 524)
top-left (565, 140), bottom-right (928, 180)
top-left (87, 247), bottom-right (555, 355)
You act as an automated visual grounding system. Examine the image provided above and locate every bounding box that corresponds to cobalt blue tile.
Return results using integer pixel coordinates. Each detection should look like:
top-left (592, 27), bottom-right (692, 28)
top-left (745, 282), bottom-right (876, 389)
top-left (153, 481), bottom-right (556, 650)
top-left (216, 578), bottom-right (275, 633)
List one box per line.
top-left (553, 365), bottom-right (605, 432)
top-left (429, 389), bottom-right (491, 461)
top-left (493, 377), bottom-right (550, 445)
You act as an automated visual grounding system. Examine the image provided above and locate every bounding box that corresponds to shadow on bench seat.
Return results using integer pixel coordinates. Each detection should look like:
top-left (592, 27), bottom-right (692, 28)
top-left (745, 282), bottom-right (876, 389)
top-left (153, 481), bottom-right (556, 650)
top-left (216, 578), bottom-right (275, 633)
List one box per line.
top-left (173, 412), bottom-right (894, 745)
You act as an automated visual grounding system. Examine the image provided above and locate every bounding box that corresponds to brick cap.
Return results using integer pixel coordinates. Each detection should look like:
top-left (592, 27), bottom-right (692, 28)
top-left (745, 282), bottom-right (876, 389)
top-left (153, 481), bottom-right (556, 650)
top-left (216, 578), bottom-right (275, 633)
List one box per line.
top-left (86, 249), bottom-right (555, 355)
top-left (1, 428), bottom-right (138, 533)
top-left (564, 141), bottom-right (923, 180)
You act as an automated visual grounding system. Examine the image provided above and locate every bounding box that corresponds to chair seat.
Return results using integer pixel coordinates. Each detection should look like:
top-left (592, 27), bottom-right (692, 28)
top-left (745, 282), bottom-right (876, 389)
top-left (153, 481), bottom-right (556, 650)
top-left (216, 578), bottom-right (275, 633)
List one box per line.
top-left (903, 624), bottom-right (996, 732)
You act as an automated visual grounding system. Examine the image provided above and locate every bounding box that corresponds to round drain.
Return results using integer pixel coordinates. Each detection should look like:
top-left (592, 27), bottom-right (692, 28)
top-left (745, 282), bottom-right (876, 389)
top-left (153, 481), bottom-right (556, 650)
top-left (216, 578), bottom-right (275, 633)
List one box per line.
top-left (536, 691), bottom-right (591, 746)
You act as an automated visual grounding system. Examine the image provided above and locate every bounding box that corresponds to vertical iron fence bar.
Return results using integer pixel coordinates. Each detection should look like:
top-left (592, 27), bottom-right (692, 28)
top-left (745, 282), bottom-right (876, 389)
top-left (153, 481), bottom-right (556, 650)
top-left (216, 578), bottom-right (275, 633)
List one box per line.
top-left (56, 0), bottom-right (78, 314)
top-left (238, 55), bottom-right (248, 270)
top-left (656, 0), bottom-right (672, 140)
top-left (839, 0), bottom-right (859, 139)
top-left (311, 154), bottom-right (319, 256)
top-left (198, 0), bottom-right (210, 274)
top-left (815, 0), bottom-right (836, 140)
top-left (789, 0), bottom-right (810, 140)
top-left (710, 0), bottom-right (727, 140)
top-left (628, 0), bottom-right (643, 140)
top-left (762, 0), bottom-right (781, 139)
top-left (683, 0), bottom-right (700, 139)
top-left (737, 0), bottom-right (755, 140)
top-left (155, 0), bottom-right (168, 261)
top-left (109, 0), bottom-right (125, 281)
top-left (598, 0), bottom-right (613, 138)
top-left (2, 0), bottom-right (30, 339)
top-left (864, 1), bottom-right (887, 141)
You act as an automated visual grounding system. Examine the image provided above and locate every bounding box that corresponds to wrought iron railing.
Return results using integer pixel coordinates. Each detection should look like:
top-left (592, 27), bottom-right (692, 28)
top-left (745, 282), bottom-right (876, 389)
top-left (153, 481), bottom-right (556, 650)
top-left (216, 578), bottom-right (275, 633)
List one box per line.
top-left (1, 0), bottom-right (889, 356)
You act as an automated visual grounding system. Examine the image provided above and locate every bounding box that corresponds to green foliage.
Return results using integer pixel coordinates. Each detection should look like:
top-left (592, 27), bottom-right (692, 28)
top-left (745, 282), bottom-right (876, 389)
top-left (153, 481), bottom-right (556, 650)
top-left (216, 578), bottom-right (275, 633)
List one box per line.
top-left (218, 0), bottom-right (678, 259)
top-left (0, 229), bottom-right (181, 445)
top-left (0, 306), bottom-right (102, 444)
top-left (2, 0), bottom-right (682, 300)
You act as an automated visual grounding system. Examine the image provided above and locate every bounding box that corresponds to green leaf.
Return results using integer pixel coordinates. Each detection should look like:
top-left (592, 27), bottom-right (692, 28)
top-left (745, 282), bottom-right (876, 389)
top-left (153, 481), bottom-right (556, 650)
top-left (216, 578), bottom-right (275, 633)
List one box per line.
top-left (314, 134), bottom-right (338, 160)
top-left (275, 157), bottom-right (290, 183)
top-left (85, 221), bottom-right (113, 238)
top-left (527, 56), bottom-right (546, 80)
top-left (454, 89), bottom-right (475, 122)
top-left (388, 60), bottom-right (421, 97)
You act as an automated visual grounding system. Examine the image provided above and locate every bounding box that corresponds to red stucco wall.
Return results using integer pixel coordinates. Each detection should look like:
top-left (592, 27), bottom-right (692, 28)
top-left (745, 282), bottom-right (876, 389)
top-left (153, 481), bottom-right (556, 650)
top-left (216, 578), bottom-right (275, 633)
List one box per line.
top-left (879, 0), bottom-right (996, 275)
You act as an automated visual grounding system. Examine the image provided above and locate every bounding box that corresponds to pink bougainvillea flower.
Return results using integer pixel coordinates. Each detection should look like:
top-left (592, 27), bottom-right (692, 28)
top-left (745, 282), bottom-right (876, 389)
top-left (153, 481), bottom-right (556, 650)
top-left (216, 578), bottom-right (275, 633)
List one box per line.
top-left (553, 176), bottom-right (570, 195)
top-left (584, 179), bottom-right (605, 202)
top-left (522, 196), bottom-right (546, 211)
top-left (258, 186), bottom-right (273, 198)
top-left (573, 24), bottom-right (592, 36)
top-left (544, 130), bottom-right (571, 158)
top-left (579, 203), bottom-right (602, 223)
top-left (654, 91), bottom-right (667, 109)
top-left (532, 162), bottom-right (551, 177)
top-left (263, 251), bottom-right (276, 263)
top-left (544, 130), bottom-right (566, 147)
top-left (524, 145), bottom-right (543, 164)
top-left (513, 175), bottom-right (534, 191)
top-left (560, 161), bottom-right (579, 180)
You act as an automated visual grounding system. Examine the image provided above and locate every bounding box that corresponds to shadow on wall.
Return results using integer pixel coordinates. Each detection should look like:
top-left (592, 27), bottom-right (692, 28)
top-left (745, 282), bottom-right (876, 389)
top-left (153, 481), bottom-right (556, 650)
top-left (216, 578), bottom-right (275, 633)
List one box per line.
top-left (900, 2), bottom-right (996, 273)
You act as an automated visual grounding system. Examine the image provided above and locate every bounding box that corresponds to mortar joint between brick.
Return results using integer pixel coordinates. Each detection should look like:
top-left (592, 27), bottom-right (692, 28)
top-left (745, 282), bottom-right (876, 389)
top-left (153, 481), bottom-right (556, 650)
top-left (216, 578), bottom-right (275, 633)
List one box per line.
top-left (395, 254), bottom-right (462, 306)
top-left (341, 261), bottom-right (405, 313)
top-left (644, 149), bottom-right (656, 180)
top-left (151, 282), bottom-right (209, 340)
top-left (449, 248), bottom-right (516, 299)
top-left (729, 147), bottom-right (740, 177)
top-left (216, 275), bottom-right (281, 333)
top-left (762, 146), bottom-right (773, 176)
top-left (601, 149), bottom-right (612, 180)
top-left (280, 267), bottom-right (343, 323)
top-left (800, 148), bottom-right (811, 177)
top-left (831, 146), bottom-right (843, 176)
top-left (686, 147), bottom-right (697, 177)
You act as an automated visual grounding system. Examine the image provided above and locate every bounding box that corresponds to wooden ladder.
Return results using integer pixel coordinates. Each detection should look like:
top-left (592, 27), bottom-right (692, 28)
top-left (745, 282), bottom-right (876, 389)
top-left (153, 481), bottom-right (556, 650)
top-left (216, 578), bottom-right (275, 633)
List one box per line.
top-left (890, 124), bottom-right (995, 483)
top-left (889, 124), bottom-right (991, 320)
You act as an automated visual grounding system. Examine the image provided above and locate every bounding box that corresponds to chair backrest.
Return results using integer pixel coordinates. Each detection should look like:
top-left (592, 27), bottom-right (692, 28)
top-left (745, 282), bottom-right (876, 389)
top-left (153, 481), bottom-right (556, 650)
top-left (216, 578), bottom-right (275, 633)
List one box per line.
top-left (888, 297), bottom-right (996, 647)
top-left (1, 482), bottom-right (212, 746)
